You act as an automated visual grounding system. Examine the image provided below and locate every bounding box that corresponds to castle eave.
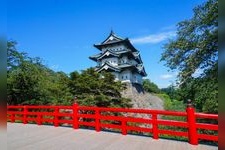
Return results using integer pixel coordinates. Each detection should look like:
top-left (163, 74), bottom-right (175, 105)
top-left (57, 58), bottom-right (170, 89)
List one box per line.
top-left (97, 62), bottom-right (121, 72)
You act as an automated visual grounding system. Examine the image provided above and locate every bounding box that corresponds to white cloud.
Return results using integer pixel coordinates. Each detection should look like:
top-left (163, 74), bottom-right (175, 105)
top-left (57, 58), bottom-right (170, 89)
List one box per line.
top-left (161, 25), bottom-right (176, 31)
top-left (130, 31), bottom-right (176, 44)
top-left (160, 74), bottom-right (174, 80)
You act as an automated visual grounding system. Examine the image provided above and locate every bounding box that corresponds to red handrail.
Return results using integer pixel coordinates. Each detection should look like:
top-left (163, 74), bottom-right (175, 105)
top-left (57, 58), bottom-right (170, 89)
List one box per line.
top-left (7, 102), bottom-right (218, 145)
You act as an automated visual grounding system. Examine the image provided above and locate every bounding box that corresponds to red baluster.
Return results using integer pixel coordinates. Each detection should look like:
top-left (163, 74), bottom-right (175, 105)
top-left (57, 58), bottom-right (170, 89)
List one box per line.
top-left (54, 106), bottom-right (59, 127)
top-left (95, 107), bottom-right (101, 132)
top-left (23, 106), bottom-right (28, 124)
top-left (37, 114), bottom-right (42, 125)
top-left (186, 99), bottom-right (198, 145)
top-left (152, 113), bottom-right (158, 139)
top-left (121, 118), bottom-right (127, 135)
top-left (73, 103), bottom-right (78, 129)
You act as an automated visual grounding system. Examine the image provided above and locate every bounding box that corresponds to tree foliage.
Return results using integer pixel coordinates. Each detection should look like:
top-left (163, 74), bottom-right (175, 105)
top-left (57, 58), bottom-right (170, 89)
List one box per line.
top-left (7, 41), bottom-right (73, 105)
top-left (161, 0), bottom-right (218, 113)
top-left (161, 85), bottom-right (181, 101)
top-left (7, 40), bottom-right (24, 72)
top-left (69, 69), bottom-right (132, 108)
top-left (142, 79), bottom-right (160, 94)
top-left (161, 0), bottom-right (217, 80)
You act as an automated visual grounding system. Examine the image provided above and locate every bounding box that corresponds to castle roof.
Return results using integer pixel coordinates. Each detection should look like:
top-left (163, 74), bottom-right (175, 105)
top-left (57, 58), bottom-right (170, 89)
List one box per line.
top-left (94, 31), bottom-right (138, 52)
top-left (96, 61), bottom-right (147, 76)
top-left (89, 49), bottom-right (143, 64)
top-left (119, 63), bottom-right (147, 76)
top-left (96, 61), bottom-right (120, 72)
top-left (89, 49), bottom-right (120, 61)
top-left (101, 30), bottom-right (124, 44)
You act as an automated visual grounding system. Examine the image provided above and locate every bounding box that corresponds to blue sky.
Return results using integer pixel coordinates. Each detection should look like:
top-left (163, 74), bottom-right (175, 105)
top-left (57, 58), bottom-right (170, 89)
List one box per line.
top-left (7, 0), bottom-right (206, 88)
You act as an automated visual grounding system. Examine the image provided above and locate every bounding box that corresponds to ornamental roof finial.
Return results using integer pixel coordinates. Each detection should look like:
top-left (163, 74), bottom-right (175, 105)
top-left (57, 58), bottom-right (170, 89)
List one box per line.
top-left (110, 28), bottom-right (114, 35)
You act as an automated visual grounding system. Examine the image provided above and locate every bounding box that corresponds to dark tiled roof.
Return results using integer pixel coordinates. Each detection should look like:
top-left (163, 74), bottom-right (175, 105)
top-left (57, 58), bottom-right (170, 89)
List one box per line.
top-left (96, 61), bottom-right (120, 72)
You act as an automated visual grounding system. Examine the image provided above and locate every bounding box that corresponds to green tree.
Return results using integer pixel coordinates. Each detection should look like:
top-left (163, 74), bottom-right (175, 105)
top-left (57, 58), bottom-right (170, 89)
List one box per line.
top-left (7, 41), bottom-right (73, 105)
top-left (142, 79), bottom-right (160, 93)
top-left (161, 85), bottom-right (181, 101)
top-left (161, 0), bottom-right (218, 113)
top-left (69, 68), bottom-right (132, 108)
top-left (7, 40), bottom-right (23, 72)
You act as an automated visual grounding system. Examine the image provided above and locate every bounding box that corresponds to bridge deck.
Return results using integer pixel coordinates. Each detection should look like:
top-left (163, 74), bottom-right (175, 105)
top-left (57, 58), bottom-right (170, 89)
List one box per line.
top-left (7, 123), bottom-right (217, 150)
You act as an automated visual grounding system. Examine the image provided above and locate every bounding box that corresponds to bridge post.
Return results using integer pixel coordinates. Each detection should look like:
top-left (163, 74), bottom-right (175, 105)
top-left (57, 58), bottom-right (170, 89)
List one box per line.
top-left (186, 99), bottom-right (198, 145)
top-left (37, 114), bottom-right (42, 125)
top-left (23, 106), bottom-right (28, 124)
top-left (73, 103), bottom-right (79, 129)
top-left (95, 107), bottom-right (101, 132)
top-left (121, 118), bottom-right (127, 135)
top-left (54, 106), bottom-right (59, 127)
top-left (152, 113), bottom-right (158, 139)
top-left (11, 113), bottom-right (15, 123)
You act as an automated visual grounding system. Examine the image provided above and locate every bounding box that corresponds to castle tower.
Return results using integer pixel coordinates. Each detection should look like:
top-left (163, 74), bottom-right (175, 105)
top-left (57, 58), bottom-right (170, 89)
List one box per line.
top-left (89, 31), bottom-right (147, 84)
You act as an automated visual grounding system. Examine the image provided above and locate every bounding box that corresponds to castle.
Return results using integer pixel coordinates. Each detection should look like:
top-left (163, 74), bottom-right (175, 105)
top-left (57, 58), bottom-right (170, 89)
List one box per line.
top-left (89, 31), bottom-right (147, 85)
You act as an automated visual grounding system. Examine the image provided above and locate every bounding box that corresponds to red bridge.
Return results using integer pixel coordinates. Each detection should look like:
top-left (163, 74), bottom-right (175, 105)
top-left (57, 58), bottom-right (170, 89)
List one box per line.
top-left (7, 101), bottom-right (218, 149)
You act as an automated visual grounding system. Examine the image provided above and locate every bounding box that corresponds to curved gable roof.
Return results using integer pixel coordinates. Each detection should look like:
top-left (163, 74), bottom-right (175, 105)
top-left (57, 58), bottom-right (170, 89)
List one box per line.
top-left (101, 30), bottom-right (124, 44)
top-left (97, 61), bottom-right (120, 72)
top-left (97, 49), bottom-right (120, 60)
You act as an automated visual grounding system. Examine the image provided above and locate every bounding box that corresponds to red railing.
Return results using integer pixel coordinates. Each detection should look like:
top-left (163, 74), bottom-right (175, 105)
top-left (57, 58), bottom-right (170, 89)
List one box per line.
top-left (7, 101), bottom-right (218, 145)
